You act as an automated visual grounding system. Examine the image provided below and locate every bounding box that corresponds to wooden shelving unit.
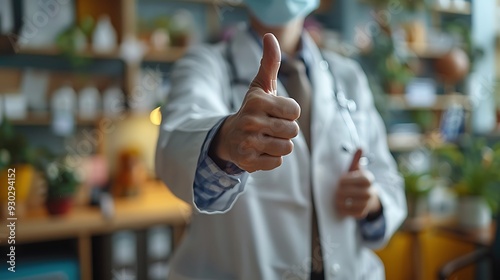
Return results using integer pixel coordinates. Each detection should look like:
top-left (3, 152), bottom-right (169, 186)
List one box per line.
top-left (408, 46), bottom-right (447, 59)
top-left (18, 47), bottom-right (122, 60)
top-left (18, 46), bottom-right (187, 63)
top-left (387, 93), bottom-right (471, 111)
top-left (9, 112), bottom-right (104, 126)
top-left (141, 0), bottom-right (243, 6)
top-left (5, 181), bottom-right (191, 280)
top-left (432, 2), bottom-right (471, 15)
top-left (143, 47), bottom-right (188, 63)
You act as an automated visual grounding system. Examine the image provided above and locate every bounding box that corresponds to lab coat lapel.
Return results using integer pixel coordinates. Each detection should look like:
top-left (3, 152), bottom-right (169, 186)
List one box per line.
top-left (230, 30), bottom-right (262, 85)
top-left (302, 33), bottom-right (335, 151)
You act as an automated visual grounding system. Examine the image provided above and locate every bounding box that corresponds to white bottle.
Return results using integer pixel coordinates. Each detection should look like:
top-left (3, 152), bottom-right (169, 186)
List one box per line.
top-left (51, 84), bottom-right (77, 136)
top-left (79, 85), bottom-right (101, 120)
top-left (92, 15), bottom-right (117, 53)
top-left (103, 86), bottom-right (125, 118)
top-left (52, 84), bottom-right (77, 114)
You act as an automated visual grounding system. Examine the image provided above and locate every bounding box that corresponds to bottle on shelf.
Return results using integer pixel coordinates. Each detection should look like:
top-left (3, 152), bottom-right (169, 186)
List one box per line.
top-left (78, 85), bottom-right (101, 120)
top-left (103, 85), bottom-right (126, 118)
top-left (51, 83), bottom-right (77, 136)
top-left (92, 15), bottom-right (117, 53)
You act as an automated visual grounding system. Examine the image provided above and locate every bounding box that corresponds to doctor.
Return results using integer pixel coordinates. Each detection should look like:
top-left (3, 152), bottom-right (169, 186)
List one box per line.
top-left (156, 0), bottom-right (407, 279)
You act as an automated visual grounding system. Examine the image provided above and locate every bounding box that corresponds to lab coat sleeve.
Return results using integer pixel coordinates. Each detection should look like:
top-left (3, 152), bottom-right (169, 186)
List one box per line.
top-left (192, 117), bottom-right (249, 212)
top-left (350, 61), bottom-right (407, 250)
top-left (155, 45), bottom-right (247, 214)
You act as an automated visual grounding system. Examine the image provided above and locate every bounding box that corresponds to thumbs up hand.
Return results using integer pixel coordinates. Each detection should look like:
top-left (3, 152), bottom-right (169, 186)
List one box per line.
top-left (334, 149), bottom-right (382, 219)
top-left (209, 33), bottom-right (301, 173)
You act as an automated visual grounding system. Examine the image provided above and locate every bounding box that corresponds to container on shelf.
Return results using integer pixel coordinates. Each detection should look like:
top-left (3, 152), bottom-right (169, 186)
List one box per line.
top-left (92, 15), bottom-right (117, 53)
top-left (103, 86), bottom-right (126, 118)
top-left (78, 85), bottom-right (101, 120)
top-left (51, 84), bottom-right (77, 136)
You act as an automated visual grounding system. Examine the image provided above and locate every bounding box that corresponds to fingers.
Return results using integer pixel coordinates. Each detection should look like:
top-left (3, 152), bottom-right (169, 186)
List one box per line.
top-left (266, 96), bottom-right (301, 121)
top-left (239, 154), bottom-right (283, 173)
top-left (239, 134), bottom-right (294, 158)
top-left (348, 148), bottom-right (363, 172)
top-left (259, 117), bottom-right (299, 139)
top-left (334, 168), bottom-right (377, 219)
top-left (338, 170), bottom-right (373, 187)
top-left (259, 138), bottom-right (294, 157)
top-left (334, 189), bottom-right (371, 219)
top-left (244, 90), bottom-right (301, 121)
top-left (250, 33), bottom-right (281, 95)
top-left (337, 205), bottom-right (369, 219)
top-left (335, 187), bottom-right (379, 219)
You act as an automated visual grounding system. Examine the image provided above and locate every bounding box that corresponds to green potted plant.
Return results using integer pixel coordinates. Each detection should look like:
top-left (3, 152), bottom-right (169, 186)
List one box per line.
top-left (398, 150), bottom-right (435, 218)
top-left (402, 171), bottom-right (434, 218)
top-left (0, 117), bottom-right (36, 215)
top-left (381, 54), bottom-right (414, 94)
top-left (44, 158), bottom-right (81, 216)
top-left (361, 16), bottom-right (415, 95)
top-left (435, 138), bottom-right (500, 228)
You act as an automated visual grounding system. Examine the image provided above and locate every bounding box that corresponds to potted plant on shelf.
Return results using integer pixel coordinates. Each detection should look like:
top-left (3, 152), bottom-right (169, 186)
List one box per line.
top-left (381, 54), bottom-right (414, 94)
top-left (398, 149), bottom-right (434, 219)
top-left (44, 158), bottom-right (81, 216)
top-left (403, 171), bottom-right (434, 218)
top-left (435, 138), bottom-right (500, 229)
top-left (360, 10), bottom-right (415, 96)
top-left (0, 117), bottom-right (36, 217)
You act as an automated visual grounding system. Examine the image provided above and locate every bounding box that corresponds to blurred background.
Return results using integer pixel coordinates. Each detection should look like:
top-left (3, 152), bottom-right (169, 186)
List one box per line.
top-left (0, 0), bottom-right (499, 279)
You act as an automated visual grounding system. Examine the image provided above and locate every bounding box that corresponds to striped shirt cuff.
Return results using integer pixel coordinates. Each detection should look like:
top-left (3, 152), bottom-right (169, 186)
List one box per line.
top-left (360, 214), bottom-right (386, 241)
top-left (194, 117), bottom-right (245, 208)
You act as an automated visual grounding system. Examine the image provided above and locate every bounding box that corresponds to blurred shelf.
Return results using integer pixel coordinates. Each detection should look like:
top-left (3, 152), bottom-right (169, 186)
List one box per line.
top-left (387, 93), bottom-right (471, 111)
top-left (18, 46), bottom-right (122, 60)
top-left (143, 0), bottom-right (244, 6)
top-left (143, 47), bottom-right (187, 63)
top-left (14, 181), bottom-right (190, 244)
top-left (10, 112), bottom-right (110, 126)
top-left (401, 215), bottom-right (434, 233)
top-left (433, 2), bottom-right (471, 15)
top-left (400, 214), bottom-right (496, 247)
top-left (434, 219), bottom-right (496, 247)
top-left (8, 111), bottom-right (158, 126)
top-left (388, 133), bottom-right (424, 152)
top-left (408, 46), bottom-right (447, 59)
top-left (18, 46), bottom-right (187, 63)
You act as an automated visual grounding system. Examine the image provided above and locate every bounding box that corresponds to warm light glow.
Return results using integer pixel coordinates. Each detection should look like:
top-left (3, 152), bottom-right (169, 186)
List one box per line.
top-left (150, 107), bottom-right (162, 125)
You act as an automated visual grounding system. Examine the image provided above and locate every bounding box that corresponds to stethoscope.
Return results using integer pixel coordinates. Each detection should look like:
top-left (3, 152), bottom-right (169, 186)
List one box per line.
top-left (226, 40), bottom-right (372, 166)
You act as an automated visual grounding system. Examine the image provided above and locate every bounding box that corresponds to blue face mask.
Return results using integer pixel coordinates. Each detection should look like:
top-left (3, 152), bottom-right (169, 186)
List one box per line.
top-left (243, 0), bottom-right (320, 27)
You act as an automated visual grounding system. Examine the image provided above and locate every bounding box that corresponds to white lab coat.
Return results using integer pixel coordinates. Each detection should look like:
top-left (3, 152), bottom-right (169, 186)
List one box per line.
top-left (156, 27), bottom-right (407, 280)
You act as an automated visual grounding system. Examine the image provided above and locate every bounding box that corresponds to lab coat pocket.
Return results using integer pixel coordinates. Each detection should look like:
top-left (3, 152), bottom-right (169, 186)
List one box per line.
top-left (247, 159), bottom-right (309, 208)
top-left (358, 250), bottom-right (385, 280)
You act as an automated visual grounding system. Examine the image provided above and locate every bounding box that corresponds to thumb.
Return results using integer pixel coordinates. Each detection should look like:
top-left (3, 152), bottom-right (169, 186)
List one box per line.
top-left (250, 33), bottom-right (281, 95)
top-left (348, 149), bottom-right (363, 172)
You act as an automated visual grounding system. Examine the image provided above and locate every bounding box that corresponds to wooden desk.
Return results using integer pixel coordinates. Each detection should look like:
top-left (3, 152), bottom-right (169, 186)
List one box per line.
top-left (377, 216), bottom-right (495, 280)
top-left (2, 181), bottom-right (191, 280)
top-left (434, 220), bottom-right (496, 247)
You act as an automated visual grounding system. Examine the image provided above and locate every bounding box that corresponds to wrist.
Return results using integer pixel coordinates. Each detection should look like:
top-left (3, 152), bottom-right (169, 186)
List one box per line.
top-left (208, 116), bottom-right (232, 166)
top-left (366, 198), bottom-right (383, 221)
